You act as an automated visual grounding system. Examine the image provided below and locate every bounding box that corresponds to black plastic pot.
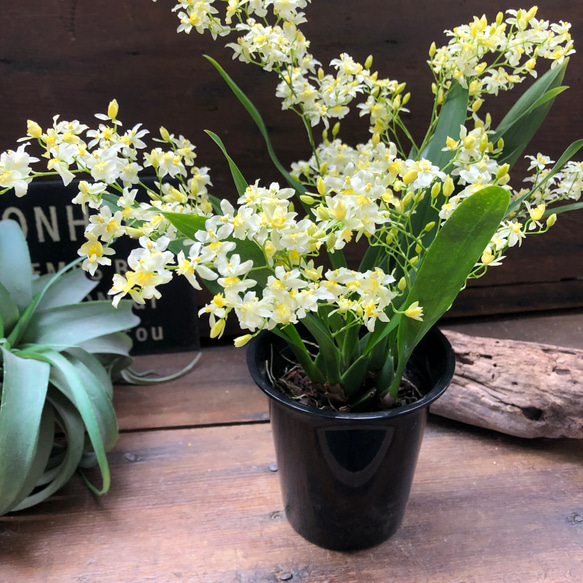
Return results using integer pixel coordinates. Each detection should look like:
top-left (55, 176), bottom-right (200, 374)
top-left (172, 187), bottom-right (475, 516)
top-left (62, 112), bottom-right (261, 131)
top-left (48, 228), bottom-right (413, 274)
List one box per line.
top-left (247, 327), bottom-right (455, 551)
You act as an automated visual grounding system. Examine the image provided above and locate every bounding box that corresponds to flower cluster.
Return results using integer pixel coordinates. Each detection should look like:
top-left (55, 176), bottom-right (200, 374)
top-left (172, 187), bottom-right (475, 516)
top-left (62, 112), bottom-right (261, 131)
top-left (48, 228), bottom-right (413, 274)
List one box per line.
top-left (1, 2), bottom-right (581, 406)
top-left (430, 7), bottom-right (575, 116)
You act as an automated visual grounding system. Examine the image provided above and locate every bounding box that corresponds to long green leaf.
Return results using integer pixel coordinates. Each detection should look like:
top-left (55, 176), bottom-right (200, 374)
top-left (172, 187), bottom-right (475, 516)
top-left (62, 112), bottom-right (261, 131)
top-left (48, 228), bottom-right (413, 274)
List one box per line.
top-left (205, 130), bottom-right (249, 198)
top-left (0, 349), bottom-right (51, 514)
top-left (0, 220), bottom-right (33, 312)
top-left (35, 268), bottom-right (99, 311)
top-left (544, 201), bottom-right (583, 216)
top-left (8, 404), bottom-right (55, 511)
top-left (493, 60), bottom-right (569, 168)
top-left (271, 325), bottom-right (324, 384)
top-left (204, 55), bottom-right (306, 197)
top-left (38, 349), bottom-right (113, 495)
top-left (79, 332), bottom-right (135, 379)
top-left (13, 390), bottom-right (86, 511)
top-left (410, 83), bottom-right (469, 249)
top-left (386, 186), bottom-right (510, 398)
top-left (21, 299), bottom-right (140, 348)
top-left (66, 347), bottom-right (115, 402)
top-left (420, 82), bottom-right (469, 170)
top-left (0, 280), bottom-right (19, 337)
top-left (301, 314), bottom-right (342, 385)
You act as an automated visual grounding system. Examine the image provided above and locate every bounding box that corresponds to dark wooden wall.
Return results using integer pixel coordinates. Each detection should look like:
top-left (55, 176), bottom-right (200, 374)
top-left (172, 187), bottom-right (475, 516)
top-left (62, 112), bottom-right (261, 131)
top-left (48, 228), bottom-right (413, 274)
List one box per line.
top-left (1, 0), bottom-right (582, 326)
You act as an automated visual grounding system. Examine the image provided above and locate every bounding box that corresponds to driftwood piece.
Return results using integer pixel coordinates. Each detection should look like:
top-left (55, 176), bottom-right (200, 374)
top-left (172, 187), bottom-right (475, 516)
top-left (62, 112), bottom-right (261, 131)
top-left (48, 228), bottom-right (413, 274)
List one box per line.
top-left (431, 330), bottom-right (583, 439)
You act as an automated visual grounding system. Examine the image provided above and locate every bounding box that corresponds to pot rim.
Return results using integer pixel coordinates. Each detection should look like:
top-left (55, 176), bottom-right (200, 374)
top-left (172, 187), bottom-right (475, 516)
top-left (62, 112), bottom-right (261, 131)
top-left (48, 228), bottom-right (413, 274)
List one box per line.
top-left (247, 327), bottom-right (455, 421)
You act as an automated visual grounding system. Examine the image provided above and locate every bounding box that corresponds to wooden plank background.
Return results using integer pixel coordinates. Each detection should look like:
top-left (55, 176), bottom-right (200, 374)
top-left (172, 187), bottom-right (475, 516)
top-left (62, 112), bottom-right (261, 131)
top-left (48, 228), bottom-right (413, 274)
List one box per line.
top-left (1, 314), bottom-right (583, 582)
top-left (0, 0), bottom-right (582, 331)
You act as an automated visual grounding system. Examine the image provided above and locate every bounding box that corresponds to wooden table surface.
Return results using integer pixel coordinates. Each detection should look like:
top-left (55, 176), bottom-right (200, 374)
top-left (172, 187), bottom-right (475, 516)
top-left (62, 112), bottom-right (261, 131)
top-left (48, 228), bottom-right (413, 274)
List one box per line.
top-left (1, 313), bottom-right (583, 583)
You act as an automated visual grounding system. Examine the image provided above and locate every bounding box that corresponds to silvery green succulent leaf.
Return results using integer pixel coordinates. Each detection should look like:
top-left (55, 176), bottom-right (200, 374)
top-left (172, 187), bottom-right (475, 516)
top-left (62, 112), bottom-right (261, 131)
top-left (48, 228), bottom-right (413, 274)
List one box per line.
top-left (0, 219), bottom-right (141, 514)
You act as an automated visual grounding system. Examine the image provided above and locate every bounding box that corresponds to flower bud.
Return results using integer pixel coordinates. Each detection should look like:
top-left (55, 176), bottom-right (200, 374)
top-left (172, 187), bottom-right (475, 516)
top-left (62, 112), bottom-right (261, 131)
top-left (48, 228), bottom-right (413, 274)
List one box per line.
top-left (210, 320), bottom-right (226, 339)
top-left (233, 334), bottom-right (253, 348)
top-left (495, 163), bottom-right (510, 181)
top-left (546, 213), bottom-right (557, 228)
top-left (398, 277), bottom-right (407, 291)
top-left (424, 221), bottom-right (436, 232)
top-left (402, 168), bottom-right (418, 186)
top-left (108, 99), bottom-right (119, 119)
top-left (430, 182), bottom-right (441, 199)
top-left (472, 98), bottom-right (484, 113)
top-left (159, 126), bottom-right (171, 142)
top-left (525, 6), bottom-right (538, 21)
top-left (364, 54), bottom-right (373, 69)
top-left (317, 176), bottom-right (327, 196)
top-left (300, 194), bottom-right (315, 206)
top-left (443, 175), bottom-right (455, 197)
top-left (27, 120), bottom-right (42, 139)
top-left (429, 42), bottom-right (436, 58)
top-left (332, 122), bottom-right (341, 137)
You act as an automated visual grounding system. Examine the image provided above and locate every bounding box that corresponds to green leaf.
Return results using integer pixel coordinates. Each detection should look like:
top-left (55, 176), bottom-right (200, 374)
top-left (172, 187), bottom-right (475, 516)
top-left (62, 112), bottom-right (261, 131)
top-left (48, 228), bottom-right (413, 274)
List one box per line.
top-left (79, 332), bottom-right (135, 379)
top-left (35, 268), bottom-right (99, 311)
top-left (420, 82), bottom-right (469, 170)
top-left (205, 130), bottom-right (249, 198)
top-left (0, 220), bottom-right (33, 312)
top-left (66, 348), bottom-right (115, 401)
top-left (340, 352), bottom-right (371, 398)
top-left (0, 348), bottom-right (51, 514)
top-left (21, 300), bottom-right (140, 348)
top-left (13, 390), bottom-right (86, 511)
top-left (410, 83), bottom-right (469, 249)
top-left (204, 55), bottom-right (306, 197)
top-left (386, 186), bottom-right (510, 398)
top-left (37, 349), bottom-right (114, 495)
top-left (271, 324), bottom-right (325, 384)
top-left (544, 201), bottom-right (583, 216)
top-left (493, 61), bottom-right (569, 168)
top-left (0, 281), bottom-right (19, 337)
top-left (301, 314), bottom-right (342, 385)
top-left (8, 404), bottom-right (55, 511)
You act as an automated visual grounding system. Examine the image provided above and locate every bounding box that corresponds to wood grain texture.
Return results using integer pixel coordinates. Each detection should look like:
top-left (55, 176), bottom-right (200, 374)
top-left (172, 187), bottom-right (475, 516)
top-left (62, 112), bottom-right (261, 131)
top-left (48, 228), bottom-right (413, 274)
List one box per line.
top-left (433, 330), bottom-right (583, 438)
top-left (0, 0), bottom-right (582, 319)
top-left (2, 315), bottom-right (583, 582)
top-left (114, 346), bottom-right (268, 432)
top-left (0, 422), bottom-right (582, 583)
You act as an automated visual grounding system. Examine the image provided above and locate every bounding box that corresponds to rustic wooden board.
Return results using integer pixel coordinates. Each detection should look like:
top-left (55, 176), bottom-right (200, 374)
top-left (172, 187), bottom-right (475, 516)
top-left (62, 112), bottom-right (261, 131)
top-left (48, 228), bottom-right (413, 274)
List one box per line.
top-left (114, 346), bottom-right (268, 432)
top-left (1, 421), bottom-right (581, 583)
top-left (0, 0), bottom-right (582, 319)
top-left (115, 312), bottom-right (583, 434)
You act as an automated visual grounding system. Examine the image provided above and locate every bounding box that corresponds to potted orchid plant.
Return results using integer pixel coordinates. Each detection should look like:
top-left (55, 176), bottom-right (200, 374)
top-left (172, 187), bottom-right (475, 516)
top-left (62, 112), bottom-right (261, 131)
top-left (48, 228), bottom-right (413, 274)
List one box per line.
top-left (1, 1), bottom-right (582, 547)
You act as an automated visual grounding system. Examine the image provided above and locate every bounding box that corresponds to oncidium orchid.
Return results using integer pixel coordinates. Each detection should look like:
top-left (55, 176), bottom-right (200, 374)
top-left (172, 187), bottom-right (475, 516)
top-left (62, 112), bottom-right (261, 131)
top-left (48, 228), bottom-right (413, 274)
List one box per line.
top-left (1, 2), bottom-right (582, 410)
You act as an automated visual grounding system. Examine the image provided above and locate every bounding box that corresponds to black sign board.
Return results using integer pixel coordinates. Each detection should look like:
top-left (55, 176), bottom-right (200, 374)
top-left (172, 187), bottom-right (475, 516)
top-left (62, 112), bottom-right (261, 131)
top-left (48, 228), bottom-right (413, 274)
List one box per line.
top-left (0, 179), bottom-right (200, 355)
